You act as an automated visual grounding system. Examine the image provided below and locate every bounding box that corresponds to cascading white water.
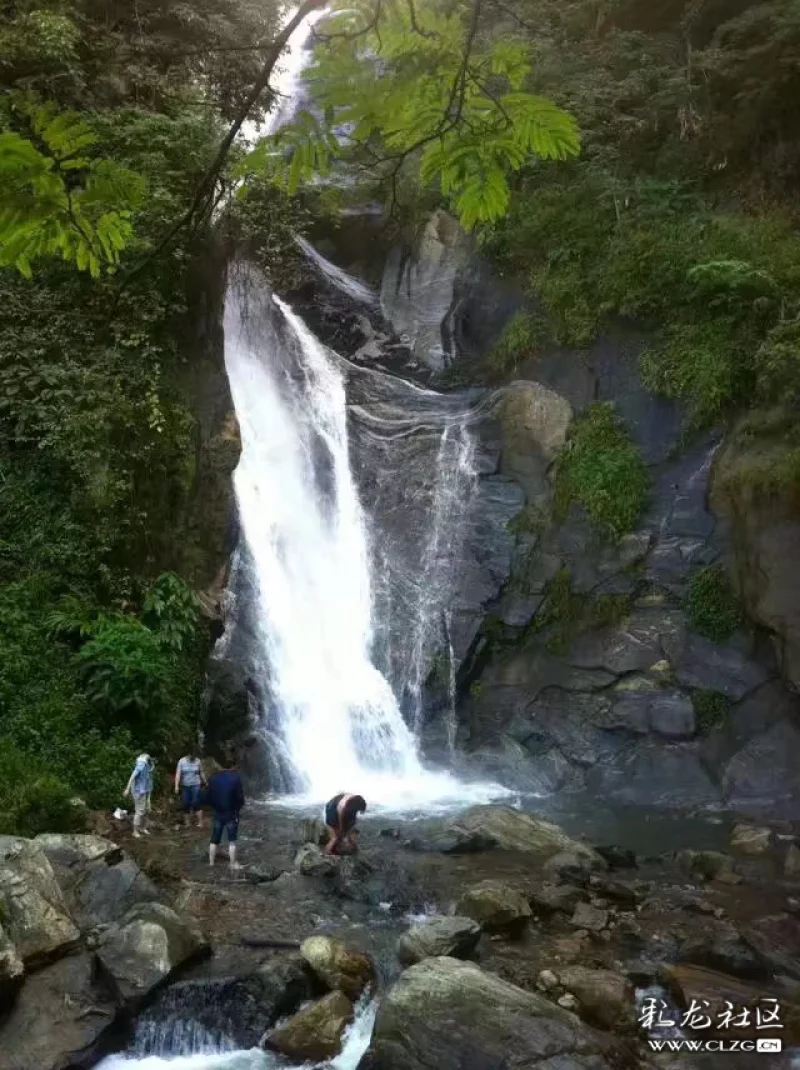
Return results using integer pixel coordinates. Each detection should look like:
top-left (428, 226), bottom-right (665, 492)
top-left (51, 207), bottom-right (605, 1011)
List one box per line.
top-left (225, 271), bottom-right (503, 807)
top-left (97, 998), bottom-right (378, 1070)
top-left (295, 236), bottom-right (378, 306)
top-left (401, 423), bottom-right (477, 734)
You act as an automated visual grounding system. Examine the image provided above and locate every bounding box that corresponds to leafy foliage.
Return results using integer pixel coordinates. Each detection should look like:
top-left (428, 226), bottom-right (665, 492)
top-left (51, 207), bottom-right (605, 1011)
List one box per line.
top-left (251, 0), bottom-right (579, 229)
top-left (0, 744), bottom-right (82, 837)
top-left (686, 566), bottom-right (742, 644)
top-left (485, 309), bottom-right (545, 380)
top-left (143, 572), bottom-right (200, 653)
top-left (0, 0), bottom-right (266, 830)
top-left (691, 689), bottom-right (732, 735)
top-left (479, 0), bottom-right (800, 432)
top-left (534, 567), bottom-right (633, 655)
top-left (0, 99), bottom-right (145, 276)
top-left (554, 404), bottom-right (649, 538)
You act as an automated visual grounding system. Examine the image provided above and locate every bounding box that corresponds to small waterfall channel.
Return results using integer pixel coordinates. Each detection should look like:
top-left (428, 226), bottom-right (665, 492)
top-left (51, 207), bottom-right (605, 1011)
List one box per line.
top-left (97, 994), bottom-right (377, 1070)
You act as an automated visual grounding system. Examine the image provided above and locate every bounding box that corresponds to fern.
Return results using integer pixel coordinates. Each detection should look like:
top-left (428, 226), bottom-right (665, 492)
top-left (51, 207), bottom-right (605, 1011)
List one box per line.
top-left (45, 594), bottom-right (99, 641)
top-left (244, 0), bottom-right (580, 229)
top-left (0, 100), bottom-right (146, 277)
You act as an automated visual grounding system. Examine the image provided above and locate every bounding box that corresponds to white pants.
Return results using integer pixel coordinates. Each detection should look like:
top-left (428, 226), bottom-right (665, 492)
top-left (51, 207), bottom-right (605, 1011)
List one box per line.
top-left (133, 792), bottom-right (151, 829)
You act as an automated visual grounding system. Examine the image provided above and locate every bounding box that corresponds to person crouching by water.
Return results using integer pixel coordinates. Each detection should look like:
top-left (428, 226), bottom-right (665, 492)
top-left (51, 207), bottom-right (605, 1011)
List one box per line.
top-left (124, 753), bottom-right (154, 839)
top-left (207, 753), bottom-right (245, 871)
top-left (323, 793), bottom-right (367, 855)
top-left (174, 752), bottom-right (207, 829)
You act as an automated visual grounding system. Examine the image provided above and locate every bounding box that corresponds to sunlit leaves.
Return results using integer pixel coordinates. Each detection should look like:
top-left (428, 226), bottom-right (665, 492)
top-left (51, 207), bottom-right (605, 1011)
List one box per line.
top-left (0, 100), bottom-right (146, 277)
top-left (245, 0), bottom-right (580, 228)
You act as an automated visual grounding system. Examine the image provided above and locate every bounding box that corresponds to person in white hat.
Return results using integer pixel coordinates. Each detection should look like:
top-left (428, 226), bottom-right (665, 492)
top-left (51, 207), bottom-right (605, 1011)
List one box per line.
top-left (124, 754), bottom-right (154, 838)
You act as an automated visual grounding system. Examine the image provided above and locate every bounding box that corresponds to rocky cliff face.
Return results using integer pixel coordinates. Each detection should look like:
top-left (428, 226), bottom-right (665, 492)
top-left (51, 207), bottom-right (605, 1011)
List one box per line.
top-left (388, 215), bottom-right (800, 819)
top-left (173, 239), bottom-right (240, 597)
top-left (711, 422), bottom-right (800, 690)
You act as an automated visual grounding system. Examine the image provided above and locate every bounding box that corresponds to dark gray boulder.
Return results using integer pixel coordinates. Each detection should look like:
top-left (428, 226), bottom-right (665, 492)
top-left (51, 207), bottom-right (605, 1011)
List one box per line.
top-left (0, 925), bottom-right (24, 1011)
top-left (0, 837), bottom-right (80, 968)
top-left (0, 952), bottom-right (118, 1070)
top-left (96, 902), bottom-right (209, 1008)
top-left (360, 956), bottom-right (621, 1070)
top-left (721, 718), bottom-right (800, 817)
top-left (675, 634), bottom-right (768, 701)
top-left (679, 925), bottom-right (771, 981)
top-left (397, 916), bottom-right (481, 966)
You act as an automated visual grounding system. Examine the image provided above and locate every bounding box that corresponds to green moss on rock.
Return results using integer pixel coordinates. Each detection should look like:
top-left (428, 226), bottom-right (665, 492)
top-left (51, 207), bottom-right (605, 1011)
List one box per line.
top-left (554, 404), bottom-right (649, 539)
top-left (686, 565), bottom-right (742, 643)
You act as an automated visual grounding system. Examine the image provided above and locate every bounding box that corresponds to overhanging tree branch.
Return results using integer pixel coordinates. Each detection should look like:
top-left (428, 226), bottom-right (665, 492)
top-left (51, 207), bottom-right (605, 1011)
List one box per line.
top-left (118, 0), bottom-right (326, 289)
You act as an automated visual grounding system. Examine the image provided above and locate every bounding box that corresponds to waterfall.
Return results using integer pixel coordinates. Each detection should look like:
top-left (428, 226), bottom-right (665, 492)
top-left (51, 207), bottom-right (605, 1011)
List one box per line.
top-left (97, 999), bottom-right (378, 1070)
top-left (223, 268), bottom-right (502, 807)
top-left (295, 236), bottom-right (378, 306)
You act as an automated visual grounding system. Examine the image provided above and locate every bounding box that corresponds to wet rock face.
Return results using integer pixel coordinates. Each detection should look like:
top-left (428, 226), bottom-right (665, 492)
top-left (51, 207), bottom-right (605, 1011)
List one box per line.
top-left (711, 425), bottom-right (800, 689)
top-left (455, 381), bottom-right (800, 813)
top-left (363, 956), bottom-right (621, 1070)
top-left (397, 916), bottom-right (481, 966)
top-left (300, 935), bottom-right (375, 1001)
top-left (96, 901), bottom-right (209, 1008)
top-left (408, 806), bottom-right (605, 866)
top-left (456, 880), bottom-right (532, 934)
top-left (265, 990), bottom-right (354, 1063)
top-left (0, 834), bottom-right (175, 1070)
top-left (0, 837), bottom-right (80, 968)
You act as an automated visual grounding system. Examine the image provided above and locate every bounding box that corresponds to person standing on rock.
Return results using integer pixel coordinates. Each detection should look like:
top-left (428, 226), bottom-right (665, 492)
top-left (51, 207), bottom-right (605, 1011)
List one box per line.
top-left (207, 753), bottom-right (245, 870)
top-left (174, 752), bottom-right (207, 829)
top-left (323, 793), bottom-right (366, 855)
top-left (124, 753), bottom-right (154, 839)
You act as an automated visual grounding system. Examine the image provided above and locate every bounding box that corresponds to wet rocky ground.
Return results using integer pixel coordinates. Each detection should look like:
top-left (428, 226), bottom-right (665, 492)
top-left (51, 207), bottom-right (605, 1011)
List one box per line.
top-left (3, 799), bottom-right (800, 1070)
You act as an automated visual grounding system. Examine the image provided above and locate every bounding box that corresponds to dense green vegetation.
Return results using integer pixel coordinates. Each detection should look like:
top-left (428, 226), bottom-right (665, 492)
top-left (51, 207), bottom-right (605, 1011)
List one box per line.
top-left (0, 0), bottom-right (284, 832)
top-left (554, 403), bottom-right (650, 537)
top-left (3, 0), bottom-right (799, 828)
top-left (691, 688), bottom-right (732, 734)
top-left (483, 0), bottom-right (800, 432)
top-left (535, 567), bottom-right (633, 655)
top-left (686, 564), bottom-right (742, 643)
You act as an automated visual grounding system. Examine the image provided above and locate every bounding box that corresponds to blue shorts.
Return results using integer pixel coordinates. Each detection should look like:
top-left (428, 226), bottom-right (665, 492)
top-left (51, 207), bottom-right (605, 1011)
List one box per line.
top-left (181, 784), bottom-right (202, 812)
top-left (211, 814), bottom-right (238, 845)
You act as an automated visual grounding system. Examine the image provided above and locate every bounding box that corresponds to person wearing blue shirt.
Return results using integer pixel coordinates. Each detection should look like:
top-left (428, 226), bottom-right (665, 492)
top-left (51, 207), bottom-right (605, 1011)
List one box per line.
top-left (124, 753), bottom-right (154, 839)
top-left (207, 754), bottom-right (245, 870)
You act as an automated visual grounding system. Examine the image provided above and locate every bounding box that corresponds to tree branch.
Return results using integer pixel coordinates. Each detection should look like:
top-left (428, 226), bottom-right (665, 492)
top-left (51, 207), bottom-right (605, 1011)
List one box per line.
top-left (486, 0), bottom-right (536, 35)
top-left (117, 0), bottom-right (326, 290)
top-left (312, 0), bottom-right (383, 44)
top-left (406, 0), bottom-right (436, 38)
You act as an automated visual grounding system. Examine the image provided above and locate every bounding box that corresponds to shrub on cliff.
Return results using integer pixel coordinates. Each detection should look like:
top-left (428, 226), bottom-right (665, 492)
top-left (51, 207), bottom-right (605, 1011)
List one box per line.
top-left (686, 566), bottom-right (742, 643)
top-left (554, 404), bottom-right (649, 538)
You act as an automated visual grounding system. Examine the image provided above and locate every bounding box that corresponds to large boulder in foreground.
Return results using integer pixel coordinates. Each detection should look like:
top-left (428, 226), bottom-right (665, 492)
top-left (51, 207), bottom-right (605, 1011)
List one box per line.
top-left (96, 901), bottom-right (208, 1007)
top-left (0, 836), bottom-right (80, 967)
top-left (300, 935), bottom-right (375, 1000)
top-left (265, 990), bottom-right (354, 1062)
top-left (37, 833), bottom-right (160, 932)
top-left (397, 916), bottom-right (481, 966)
top-left (361, 957), bottom-right (619, 1070)
top-left (456, 880), bottom-right (532, 934)
top-left (413, 806), bottom-right (604, 865)
top-left (0, 951), bottom-right (118, 1070)
top-left (555, 967), bottom-right (637, 1034)
top-left (0, 925), bottom-right (24, 1009)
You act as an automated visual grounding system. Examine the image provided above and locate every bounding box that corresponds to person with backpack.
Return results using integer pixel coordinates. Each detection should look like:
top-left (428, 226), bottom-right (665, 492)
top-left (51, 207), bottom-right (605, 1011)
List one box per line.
top-left (124, 753), bottom-right (154, 839)
top-left (207, 754), bottom-right (245, 870)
